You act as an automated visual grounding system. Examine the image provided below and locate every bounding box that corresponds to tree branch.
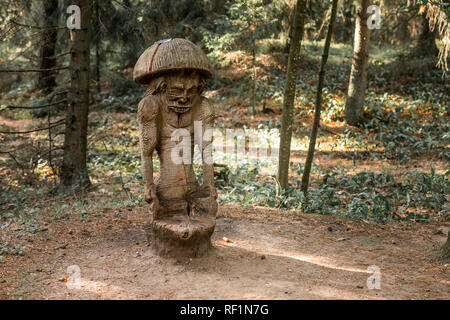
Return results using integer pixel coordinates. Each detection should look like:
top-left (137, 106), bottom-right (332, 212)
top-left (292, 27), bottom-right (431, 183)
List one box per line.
top-left (0, 66), bottom-right (69, 73)
top-left (0, 119), bottom-right (65, 134)
top-left (10, 19), bottom-right (66, 31)
top-left (1, 99), bottom-right (67, 111)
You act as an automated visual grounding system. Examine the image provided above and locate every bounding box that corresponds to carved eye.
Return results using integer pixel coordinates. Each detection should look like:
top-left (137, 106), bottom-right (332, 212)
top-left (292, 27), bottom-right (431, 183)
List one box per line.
top-left (168, 88), bottom-right (184, 97)
top-left (188, 87), bottom-right (198, 95)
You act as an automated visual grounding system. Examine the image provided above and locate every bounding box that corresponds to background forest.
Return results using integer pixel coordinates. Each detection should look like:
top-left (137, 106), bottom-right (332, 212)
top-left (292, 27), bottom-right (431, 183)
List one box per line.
top-left (0, 0), bottom-right (449, 299)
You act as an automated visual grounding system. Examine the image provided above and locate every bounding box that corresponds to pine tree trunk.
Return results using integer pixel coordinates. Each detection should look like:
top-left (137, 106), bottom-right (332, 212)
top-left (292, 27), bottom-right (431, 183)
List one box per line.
top-left (94, 0), bottom-right (101, 93)
top-left (342, 0), bottom-right (353, 43)
top-left (344, 0), bottom-right (370, 126)
top-left (443, 230), bottom-right (450, 259)
top-left (213, 0), bottom-right (225, 14)
top-left (251, 39), bottom-right (257, 116)
top-left (277, 0), bottom-right (307, 189)
top-left (61, 0), bottom-right (91, 190)
top-left (301, 0), bottom-right (338, 194)
top-left (36, 0), bottom-right (58, 94)
top-left (415, 14), bottom-right (438, 58)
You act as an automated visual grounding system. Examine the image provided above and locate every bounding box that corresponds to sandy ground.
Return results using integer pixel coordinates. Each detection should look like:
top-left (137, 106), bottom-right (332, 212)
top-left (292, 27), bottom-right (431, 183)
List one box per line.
top-left (0, 204), bottom-right (449, 300)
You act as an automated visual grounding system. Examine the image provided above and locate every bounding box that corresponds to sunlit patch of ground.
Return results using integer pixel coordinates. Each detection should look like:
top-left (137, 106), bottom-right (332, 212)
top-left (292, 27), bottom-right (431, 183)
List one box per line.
top-left (1, 203), bottom-right (448, 300)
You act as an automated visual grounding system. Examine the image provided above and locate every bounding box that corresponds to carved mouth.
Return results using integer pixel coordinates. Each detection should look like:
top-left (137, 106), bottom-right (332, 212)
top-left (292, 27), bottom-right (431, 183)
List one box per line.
top-left (169, 105), bottom-right (192, 113)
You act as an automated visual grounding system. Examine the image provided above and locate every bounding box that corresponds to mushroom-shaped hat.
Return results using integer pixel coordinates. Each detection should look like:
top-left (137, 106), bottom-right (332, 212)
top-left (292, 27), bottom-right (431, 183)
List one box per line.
top-left (133, 38), bottom-right (212, 85)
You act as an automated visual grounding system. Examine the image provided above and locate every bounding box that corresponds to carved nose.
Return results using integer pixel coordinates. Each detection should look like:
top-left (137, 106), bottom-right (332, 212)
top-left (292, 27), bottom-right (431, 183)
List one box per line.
top-left (179, 97), bottom-right (187, 104)
top-left (179, 91), bottom-right (188, 104)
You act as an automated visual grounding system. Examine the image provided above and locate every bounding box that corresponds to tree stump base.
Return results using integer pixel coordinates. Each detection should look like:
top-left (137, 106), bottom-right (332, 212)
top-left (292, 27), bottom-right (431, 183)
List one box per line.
top-left (151, 214), bottom-right (215, 258)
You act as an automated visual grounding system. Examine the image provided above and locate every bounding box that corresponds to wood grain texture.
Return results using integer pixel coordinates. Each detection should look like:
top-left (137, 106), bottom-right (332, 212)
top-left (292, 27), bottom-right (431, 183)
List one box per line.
top-left (134, 40), bottom-right (216, 257)
top-left (133, 38), bottom-right (212, 84)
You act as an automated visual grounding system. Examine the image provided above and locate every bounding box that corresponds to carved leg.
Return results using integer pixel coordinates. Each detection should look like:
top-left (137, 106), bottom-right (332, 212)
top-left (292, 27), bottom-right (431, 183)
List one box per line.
top-left (150, 192), bottom-right (216, 258)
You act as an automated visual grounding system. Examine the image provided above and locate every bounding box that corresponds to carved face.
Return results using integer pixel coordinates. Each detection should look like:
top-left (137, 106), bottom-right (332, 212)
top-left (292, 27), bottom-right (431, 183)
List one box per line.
top-left (165, 72), bottom-right (202, 114)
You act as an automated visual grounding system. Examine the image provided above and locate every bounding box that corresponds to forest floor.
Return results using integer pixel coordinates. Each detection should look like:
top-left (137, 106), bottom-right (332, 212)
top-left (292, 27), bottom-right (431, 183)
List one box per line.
top-left (1, 109), bottom-right (448, 299)
top-left (0, 202), bottom-right (448, 300)
top-left (1, 43), bottom-right (449, 299)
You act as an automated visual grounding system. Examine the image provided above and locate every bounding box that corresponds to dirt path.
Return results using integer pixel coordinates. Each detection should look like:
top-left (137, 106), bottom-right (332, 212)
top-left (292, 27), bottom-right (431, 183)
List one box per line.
top-left (1, 204), bottom-right (449, 299)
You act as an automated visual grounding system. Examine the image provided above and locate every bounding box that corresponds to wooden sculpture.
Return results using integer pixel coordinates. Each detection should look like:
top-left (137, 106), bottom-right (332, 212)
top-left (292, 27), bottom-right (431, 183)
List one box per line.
top-left (133, 38), bottom-right (217, 257)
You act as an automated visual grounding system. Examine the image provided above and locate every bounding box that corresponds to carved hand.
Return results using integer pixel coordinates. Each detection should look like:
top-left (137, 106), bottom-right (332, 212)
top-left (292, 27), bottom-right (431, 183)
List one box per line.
top-left (145, 183), bottom-right (166, 219)
top-left (145, 183), bottom-right (159, 206)
top-left (200, 183), bottom-right (217, 200)
top-left (208, 184), bottom-right (218, 200)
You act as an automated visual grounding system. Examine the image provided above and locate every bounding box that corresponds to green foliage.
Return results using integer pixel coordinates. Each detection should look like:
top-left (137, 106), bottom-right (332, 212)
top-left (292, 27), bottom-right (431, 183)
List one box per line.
top-left (199, 0), bottom-right (288, 52)
top-left (217, 162), bottom-right (449, 224)
top-left (29, 86), bottom-right (68, 118)
top-left (108, 74), bottom-right (140, 97)
top-left (0, 242), bottom-right (25, 261)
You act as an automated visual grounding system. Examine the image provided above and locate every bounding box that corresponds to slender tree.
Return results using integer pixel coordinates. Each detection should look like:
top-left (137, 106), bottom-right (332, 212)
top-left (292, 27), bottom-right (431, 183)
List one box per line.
top-left (277, 0), bottom-right (307, 189)
top-left (344, 0), bottom-right (370, 126)
top-left (213, 0), bottom-right (226, 14)
top-left (342, 0), bottom-right (354, 43)
top-left (60, 0), bottom-right (92, 190)
top-left (444, 231), bottom-right (450, 259)
top-left (36, 0), bottom-right (58, 94)
top-left (301, 0), bottom-right (338, 194)
top-left (93, 0), bottom-right (101, 93)
top-left (416, 13), bottom-right (439, 57)
top-left (419, 1), bottom-right (449, 71)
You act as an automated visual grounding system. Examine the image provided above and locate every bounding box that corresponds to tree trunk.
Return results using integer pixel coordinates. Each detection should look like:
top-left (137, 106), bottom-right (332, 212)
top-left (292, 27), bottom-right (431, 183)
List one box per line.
top-left (60, 0), bottom-right (92, 190)
top-left (342, 0), bottom-right (354, 43)
top-left (344, 0), bottom-right (370, 127)
top-left (277, 0), bottom-right (307, 189)
top-left (36, 0), bottom-right (58, 94)
top-left (251, 39), bottom-right (257, 116)
top-left (213, 0), bottom-right (225, 14)
top-left (301, 0), bottom-right (338, 194)
top-left (443, 230), bottom-right (450, 259)
top-left (94, 0), bottom-right (101, 93)
top-left (415, 14), bottom-right (438, 58)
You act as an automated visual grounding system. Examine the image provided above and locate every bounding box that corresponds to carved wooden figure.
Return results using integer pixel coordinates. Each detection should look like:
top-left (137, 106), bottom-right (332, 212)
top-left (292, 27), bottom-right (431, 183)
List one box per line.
top-left (133, 38), bottom-right (217, 257)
